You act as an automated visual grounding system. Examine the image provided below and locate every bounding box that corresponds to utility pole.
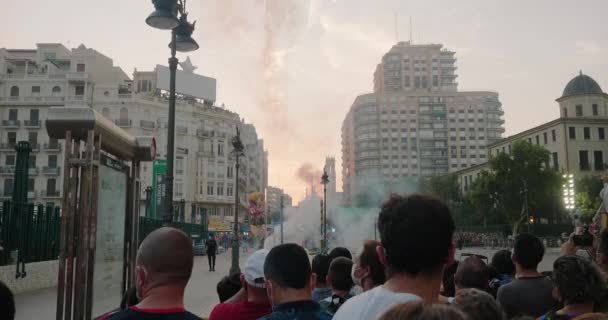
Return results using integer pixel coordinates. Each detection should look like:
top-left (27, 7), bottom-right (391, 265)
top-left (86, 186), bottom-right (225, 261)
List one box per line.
top-left (230, 127), bottom-right (244, 275)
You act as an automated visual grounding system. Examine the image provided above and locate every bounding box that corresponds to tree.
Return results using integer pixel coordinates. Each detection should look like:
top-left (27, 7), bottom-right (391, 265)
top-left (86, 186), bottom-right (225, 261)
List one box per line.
top-left (467, 140), bottom-right (564, 234)
top-left (574, 175), bottom-right (603, 222)
top-left (421, 174), bottom-right (461, 203)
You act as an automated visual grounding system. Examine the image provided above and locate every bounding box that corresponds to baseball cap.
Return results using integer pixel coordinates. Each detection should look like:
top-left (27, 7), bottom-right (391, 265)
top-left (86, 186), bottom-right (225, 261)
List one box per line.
top-left (245, 249), bottom-right (269, 288)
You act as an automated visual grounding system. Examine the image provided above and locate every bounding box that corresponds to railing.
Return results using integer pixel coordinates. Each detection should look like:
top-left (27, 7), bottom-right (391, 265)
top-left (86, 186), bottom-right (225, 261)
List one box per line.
top-left (114, 119), bottom-right (132, 127)
top-left (140, 120), bottom-right (155, 129)
top-left (197, 129), bottom-right (212, 138)
top-left (66, 72), bottom-right (89, 81)
top-left (2, 119), bottom-right (20, 127)
top-left (177, 126), bottom-right (188, 135)
top-left (0, 96), bottom-right (65, 104)
top-left (0, 143), bottom-right (16, 150)
top-left (24, 120), bottom-right (42, 127)
top-left (0, 201), bottom-right (61, 267)
top-left (42, 166), bottom-right (61, 175)
top-left (41, 190), bottom-right (61, 198)
top-left (0, 166), bottom-right (15, 175)
top-left (28, 167), bottom-right (39, 175)
top-left (118, 94), bottom-right (132, 99)
top-left (30, 143), bottom-right (41, 151)
top-left (139, 217), bottom-right (205, 244)
top-left (44, 143), bottom-right (62, 151)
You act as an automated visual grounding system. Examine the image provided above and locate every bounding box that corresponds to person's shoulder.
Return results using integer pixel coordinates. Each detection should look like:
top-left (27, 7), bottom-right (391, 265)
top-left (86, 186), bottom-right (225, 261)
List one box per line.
top-left (209, 303), bottom-right (236, 320)
top-left (98, 309), bottom-right (135, 320)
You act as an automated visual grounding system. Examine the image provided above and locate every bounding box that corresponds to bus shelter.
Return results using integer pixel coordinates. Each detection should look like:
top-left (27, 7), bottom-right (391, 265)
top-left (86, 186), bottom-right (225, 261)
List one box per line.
top-left (46, 107), bottom-right (155, 320)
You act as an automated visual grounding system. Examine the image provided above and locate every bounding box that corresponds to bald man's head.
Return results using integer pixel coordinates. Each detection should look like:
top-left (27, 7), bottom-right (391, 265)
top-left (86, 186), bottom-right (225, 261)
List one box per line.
top-left (136, 227), bottom-right (194, 287)
top-left (455, 256), bottom-right (489, 291)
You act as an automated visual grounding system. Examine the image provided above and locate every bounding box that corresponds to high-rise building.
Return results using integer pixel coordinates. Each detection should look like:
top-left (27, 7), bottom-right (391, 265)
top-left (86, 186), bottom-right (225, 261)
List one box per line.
top-left (0, 43), bottom-right (268, 227)
top-left (342, 41), bottom-right (505, 206)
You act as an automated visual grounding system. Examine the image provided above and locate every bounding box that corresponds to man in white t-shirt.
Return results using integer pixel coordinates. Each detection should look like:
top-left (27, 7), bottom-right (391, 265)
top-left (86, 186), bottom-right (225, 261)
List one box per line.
top-left (333, 194), bottom-right (456, 320)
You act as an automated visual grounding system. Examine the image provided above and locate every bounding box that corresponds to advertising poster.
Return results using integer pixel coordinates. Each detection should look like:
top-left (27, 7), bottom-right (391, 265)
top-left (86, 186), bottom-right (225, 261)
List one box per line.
top-left (151, 159), bottom-right (167, 219)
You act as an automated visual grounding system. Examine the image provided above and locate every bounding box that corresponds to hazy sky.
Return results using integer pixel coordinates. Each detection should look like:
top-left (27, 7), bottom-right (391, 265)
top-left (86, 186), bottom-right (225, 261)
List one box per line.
top-left (2, 0), bottom-right (607, 203)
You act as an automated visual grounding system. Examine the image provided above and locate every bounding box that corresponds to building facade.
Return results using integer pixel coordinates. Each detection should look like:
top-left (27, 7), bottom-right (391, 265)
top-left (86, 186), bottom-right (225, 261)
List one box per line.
top-left (342, 41), bottom-right (505, 206)
top-left (266, 186), bottom-right (293, 222)
top-left (456, 72), bottom-right (608, 195)
top-left (0, 43), bottom-right (268, 227)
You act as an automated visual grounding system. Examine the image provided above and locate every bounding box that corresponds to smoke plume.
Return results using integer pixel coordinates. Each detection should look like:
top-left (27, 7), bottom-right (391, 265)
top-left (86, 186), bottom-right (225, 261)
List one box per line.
top-left (296, 163), bottom-right (323, 196)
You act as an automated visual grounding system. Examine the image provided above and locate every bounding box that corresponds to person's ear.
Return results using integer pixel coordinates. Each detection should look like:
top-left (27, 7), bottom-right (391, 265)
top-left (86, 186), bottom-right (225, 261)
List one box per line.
top-left (376, 245), bottom-right (387, 266)
top-left (310, 272), bottom-right (317, 289)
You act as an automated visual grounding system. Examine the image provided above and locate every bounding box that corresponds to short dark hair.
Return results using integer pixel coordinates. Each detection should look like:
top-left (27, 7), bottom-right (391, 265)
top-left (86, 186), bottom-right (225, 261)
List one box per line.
top-left (0, 281), bottom-right (15, 320)
top-left (378, 194), bottom-right (455, 275)
top-left (379, 301), bottom-right (467, 320)
top-left (329, 247), bottom-right (352, 261)
top-left (359, 240), bottom-right (386, 286)
top-left (312, 254), bottom-right (331, 285)
top-left (598, 230), bottom-right (608, 257)
top-left (216, 273), bottom-right (242, 303)
top-left (491, 249), bottom-right (515, 276)
top-left (264, 243), bottom-right (311, 289)
top-left (455, 256), bottom-right (489, 290)
top-left (454, 288), bottom-right (506, 320)
top-left (513, 233), bottom-right (544, 269)
top-left (328, 257), bottom-right (354, 291)
top-left (552, 255), bottom-right (605, 304)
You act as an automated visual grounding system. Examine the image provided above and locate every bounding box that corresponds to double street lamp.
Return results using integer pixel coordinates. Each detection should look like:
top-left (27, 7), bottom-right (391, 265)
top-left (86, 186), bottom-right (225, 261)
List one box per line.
top-left (230, 127), bottom-right (245, 275)
top-left (321, 169), bottom-right (329, 252)
top-left (146, 0), bottom-right (199, 224)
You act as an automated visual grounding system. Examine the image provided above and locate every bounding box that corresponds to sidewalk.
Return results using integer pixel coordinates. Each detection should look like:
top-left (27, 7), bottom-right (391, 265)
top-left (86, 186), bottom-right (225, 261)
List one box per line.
top-left (15, 250), bottom-right (249, 320)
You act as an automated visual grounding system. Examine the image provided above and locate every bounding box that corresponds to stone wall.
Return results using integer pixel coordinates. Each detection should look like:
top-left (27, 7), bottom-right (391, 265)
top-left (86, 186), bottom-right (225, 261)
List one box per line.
top-left (0, 260), bottom-right (58, 294)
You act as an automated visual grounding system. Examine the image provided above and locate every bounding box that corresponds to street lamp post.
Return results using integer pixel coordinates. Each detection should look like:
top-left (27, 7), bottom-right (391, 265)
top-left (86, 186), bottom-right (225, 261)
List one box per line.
top-left (145, 186), bottom-right (153, 218)
top-left (146, 0), bottom-right (199, 225)
top-left (230, 127), bottom-right (245, 275)
top-left (321, 169), bottom-right (329, 252)
top-left (521, 179), bottom-right (529, 233)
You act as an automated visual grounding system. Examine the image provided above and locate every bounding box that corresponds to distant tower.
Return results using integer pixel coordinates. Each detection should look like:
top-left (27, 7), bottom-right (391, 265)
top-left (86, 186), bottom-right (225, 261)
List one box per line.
top-left (324, 157), bottom-right (337, 195)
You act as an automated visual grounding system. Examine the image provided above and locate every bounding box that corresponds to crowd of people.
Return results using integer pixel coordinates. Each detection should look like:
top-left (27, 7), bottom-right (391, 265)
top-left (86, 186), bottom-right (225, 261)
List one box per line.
top-left (455, 231), bottom-right (510, 248)
top-left (3, 194), bottom-right (608, 320)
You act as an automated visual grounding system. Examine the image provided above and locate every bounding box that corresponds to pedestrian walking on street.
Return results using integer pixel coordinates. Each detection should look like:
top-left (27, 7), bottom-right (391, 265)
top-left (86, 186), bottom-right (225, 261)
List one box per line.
top-left (207, 234), bottom-right (218, 271)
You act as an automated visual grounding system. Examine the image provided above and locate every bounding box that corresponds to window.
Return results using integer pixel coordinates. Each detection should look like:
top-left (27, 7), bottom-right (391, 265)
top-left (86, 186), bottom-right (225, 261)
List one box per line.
top-left (569, 127), bottom-right (576, 139)
top-left (76, 63), bottom-right (86, 72)
top-left (552, 152), bottom-right (559, 170)
top-left (120, 107), bottom-right (128, 120)
top-left (432, 75), bottom-right (439, 87)
top-left (508, 144), bottom-right (512, 154)
top-left (227, 185), bottom-right (233, 197)
top-left (9, 109), bottom-right (17, 120)
top-left (28, 132), bottom-right (38, 145)
top-left (594, 151), bottom-right (604, 171)
top-left (576, 105), bottom-right (583, 117)
top-left (30, 109), bottom-right (39, 121)
top-left (7, 132), bottom-right (17, 144)
top-left (218, 143), bottom-right (224, 156)
top-left (175, 157), bottom-right (184, 175)
top-left (217, 183), bottom-right (224, 196)
top-left (414, 76), bottom-right (420, 88)
top-left (599, 128), bottom-right (605, 140)
top-left (593, 104), bottom-right (599, 116)
top-left (227, 166), bottom-right (233, 178)
top-left (28, 155), bottom-right (36, 168)
top-left (10, 86), bottom-right (19, 97)
top-left (579, 151), bottom-right (590, 171)
top-left (564, 108), bottom-right (568, 117)
top-left (32, 86), bottom-right (41, 95)
top-left (535, 135), bottom-right (539, 145)
top-left (28, 179), bottom-right (35, 192)
top-left (5, 155), bottom-right (15, 166)
top-left (207, 183), bottom-right (214, 195)
top-left (404, 76), bottom-right (410, 87)
top-left (543, 132), bottom-right (547, 144)
top-left (52, 86), bottom-right (61, 96)
top-left (551, 129), bottom-right (556, 142)
top-left (75, 86), bottom-right (85, 96)
top-left (47, 178), bottom-right (57, 193)
top-left (584, 127), bottom-right (591, 140)
top-left (3, 179), bottom-right (13, 196)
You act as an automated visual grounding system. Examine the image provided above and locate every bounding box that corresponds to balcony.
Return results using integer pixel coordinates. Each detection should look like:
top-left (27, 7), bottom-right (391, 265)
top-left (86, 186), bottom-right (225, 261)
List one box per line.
top-left (24, 120), bottom-right (42, 128)
top-left (43, 166), bottom-right (61, 175)
top-left (0, 143), bottom-right (16, 151)
top-left (30, 143), bottom-right (41, 152)
top-left (44, 143), bottom-right (62, 152)
top-left (66, 72), bottom-right (89, 82)
top-left (42, 190), bottom-right (61, 198)
top-left (29, 167), bottom-right (39, 175)
top-left (27, 191), bottom-right (37, 199)
top-left (176, 126), bottom-right (188, 135)
top-left (0, 166), bottom-right (15, 175)
top-left (197, 129), bottom-right (212, 138)
top-left (0, 96), bottom-right (65, 105)
top-left (118, 94), bottom-right (132, 99)
top-left (176, 147), bottom-right (189, 155)
top-left (140, 120), bottom-right (155, 129)
top-left (1, 120), bottom-right (20, 128)
top-left (114, 119), bottom-right (132, 128)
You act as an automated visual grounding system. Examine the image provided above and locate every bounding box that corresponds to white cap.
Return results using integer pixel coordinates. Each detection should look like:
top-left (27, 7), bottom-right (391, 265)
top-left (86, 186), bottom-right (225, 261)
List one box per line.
top-left (244, 249), bottom-right (269, 288)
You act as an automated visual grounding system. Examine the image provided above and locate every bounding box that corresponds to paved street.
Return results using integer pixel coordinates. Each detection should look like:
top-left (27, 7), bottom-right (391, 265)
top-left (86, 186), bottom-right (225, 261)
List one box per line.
top-left (14, 246), bottom-right (563, 320)
top-left (14, 250), bottom-right (249, 320)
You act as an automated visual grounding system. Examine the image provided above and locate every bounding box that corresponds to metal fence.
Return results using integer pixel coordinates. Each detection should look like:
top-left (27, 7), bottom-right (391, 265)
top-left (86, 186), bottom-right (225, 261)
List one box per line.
top-left (457, 224), bottom-right (572, 237)
top-left (1, 200), bottom-right (61, 267)
top-left (138, 217), bottom-right (205, 244)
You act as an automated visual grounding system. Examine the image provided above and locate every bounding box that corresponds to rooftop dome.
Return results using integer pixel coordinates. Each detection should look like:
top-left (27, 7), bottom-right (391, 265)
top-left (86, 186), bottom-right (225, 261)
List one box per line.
top-left (562, 71), bottom-right (604, 98)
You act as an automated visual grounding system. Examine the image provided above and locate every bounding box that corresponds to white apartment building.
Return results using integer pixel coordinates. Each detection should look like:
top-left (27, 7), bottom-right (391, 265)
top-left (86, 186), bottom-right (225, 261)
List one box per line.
top-left (0, 44), bottom-right (268, 225)
top-left (342, 41), bottom-right (505, 206)
top-left (456, 72), bottom-right (608, 195)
